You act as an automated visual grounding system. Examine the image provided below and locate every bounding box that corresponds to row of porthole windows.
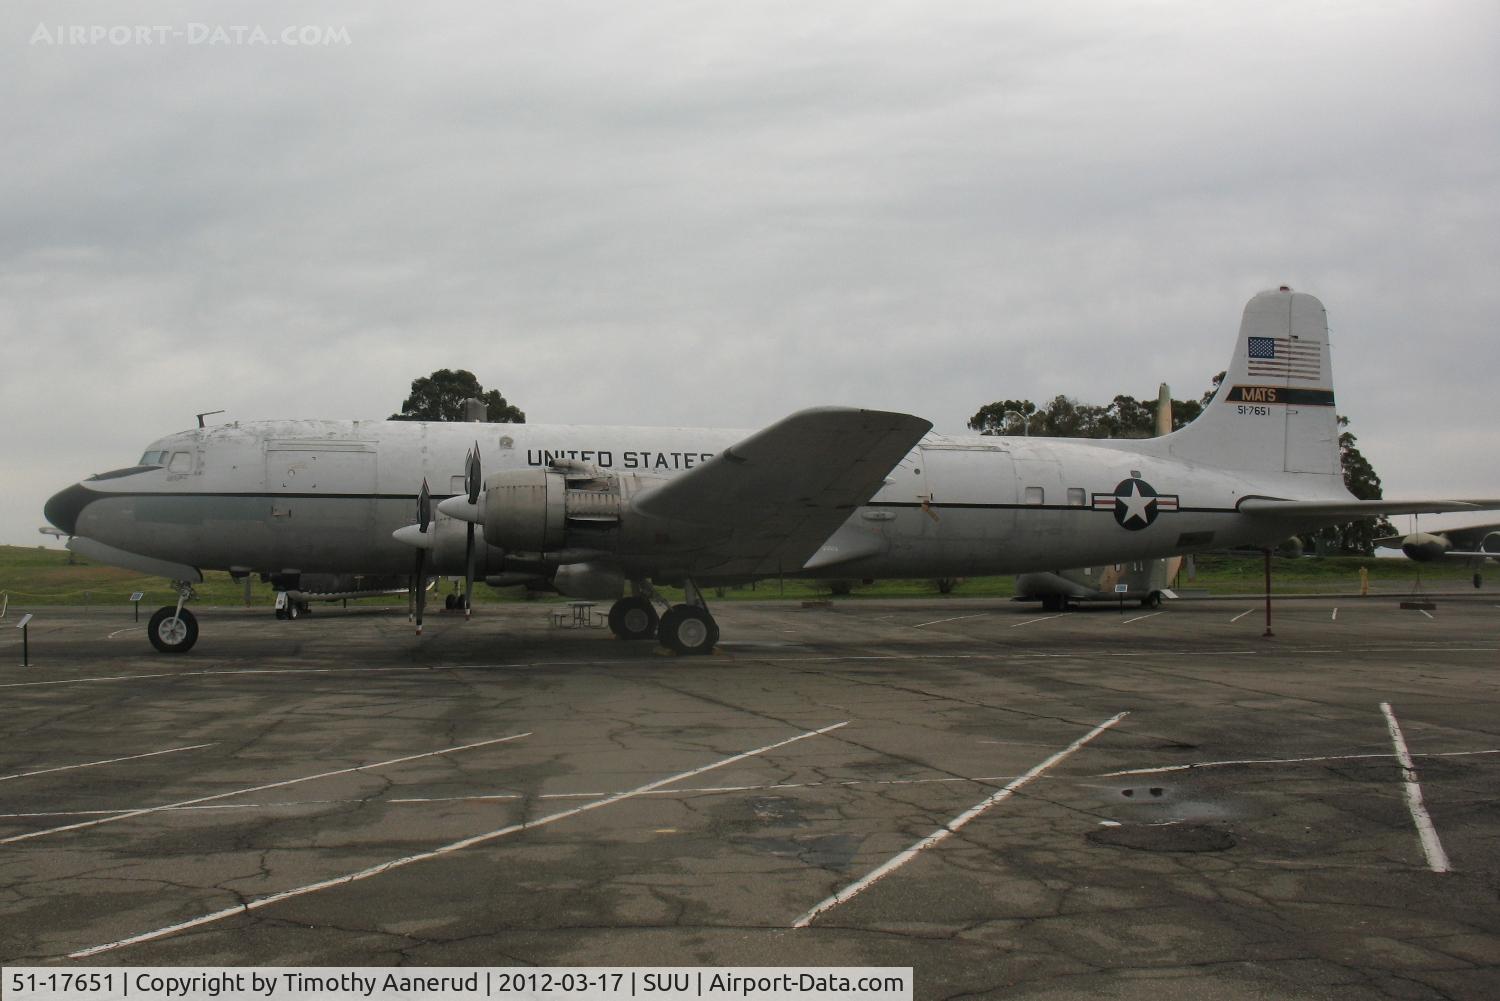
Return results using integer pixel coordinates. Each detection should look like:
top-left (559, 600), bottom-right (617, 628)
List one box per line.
top-left (1023, 486), bottom-right (1088, 506)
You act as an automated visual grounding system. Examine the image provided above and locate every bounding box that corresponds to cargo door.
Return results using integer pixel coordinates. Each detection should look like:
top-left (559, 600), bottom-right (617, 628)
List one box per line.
top-left (264, 441), bottom-right (377, 568)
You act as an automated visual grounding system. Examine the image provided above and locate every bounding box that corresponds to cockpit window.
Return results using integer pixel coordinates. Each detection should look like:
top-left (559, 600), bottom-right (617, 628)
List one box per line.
top-left (168, 451), bottom-right (193, 473)
top-left (139, 450), bottom-right (169, 466)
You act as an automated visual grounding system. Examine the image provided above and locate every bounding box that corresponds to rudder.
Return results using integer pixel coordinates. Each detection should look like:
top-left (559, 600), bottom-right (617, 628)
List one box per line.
top-left (1161, 288), bottom-right (1341, 477)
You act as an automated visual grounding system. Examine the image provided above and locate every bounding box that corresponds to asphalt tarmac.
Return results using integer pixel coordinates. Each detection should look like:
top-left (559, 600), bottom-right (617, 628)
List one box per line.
top-left (2, 595), bottom-right (1498, 1000)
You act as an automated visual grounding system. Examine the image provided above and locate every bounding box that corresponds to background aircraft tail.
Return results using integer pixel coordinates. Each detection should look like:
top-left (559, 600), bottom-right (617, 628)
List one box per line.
top-left (1159, 288), bottom-right (1342, 480)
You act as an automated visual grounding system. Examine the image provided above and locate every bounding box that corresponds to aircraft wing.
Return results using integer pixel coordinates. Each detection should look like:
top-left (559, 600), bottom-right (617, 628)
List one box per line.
top-left (1238, 498), bottom-right (1500, 519)
top-left (633, 407), bottom-right (932, 577)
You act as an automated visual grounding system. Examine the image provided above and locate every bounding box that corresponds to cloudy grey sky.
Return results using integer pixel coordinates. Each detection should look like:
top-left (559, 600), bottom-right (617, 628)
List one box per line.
top-left (4, 0), bottom-right (1498, 546)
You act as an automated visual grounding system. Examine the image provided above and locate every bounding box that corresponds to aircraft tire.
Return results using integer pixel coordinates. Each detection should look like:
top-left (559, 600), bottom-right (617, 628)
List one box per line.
top-left (658, 605), bottom-right (717, 655)
top-left (275, 606), bottom-right (288, 620)
top-left (148, 607), bottom-right (199, 654)
top-left (1141, 591), bottom-right (1163, 609)
top-left (608, 596), bottom-right (658, 640)
top-left (1474, 573), bottom-right (1483, 589)
top-left (1041, 595), bottom-right (1064, 612)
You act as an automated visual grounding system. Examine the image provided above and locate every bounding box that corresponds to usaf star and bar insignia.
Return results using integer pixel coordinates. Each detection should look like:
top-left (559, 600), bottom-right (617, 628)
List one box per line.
top-left (1092, 478), bottom-right (1180, 531)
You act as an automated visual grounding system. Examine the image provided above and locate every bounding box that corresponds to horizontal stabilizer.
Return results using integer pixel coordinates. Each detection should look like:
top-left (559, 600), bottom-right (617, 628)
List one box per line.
top-left (1239, 498), bottom-right (1500, 519)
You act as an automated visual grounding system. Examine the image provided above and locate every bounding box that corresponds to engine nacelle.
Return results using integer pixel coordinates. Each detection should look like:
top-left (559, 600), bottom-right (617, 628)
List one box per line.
top-left (480, 467), bottom-right (624, 554)
top-left (1401, 532), bottom-right (1450, 562)
top-left (1481, 532), bottom-right (1500, 558)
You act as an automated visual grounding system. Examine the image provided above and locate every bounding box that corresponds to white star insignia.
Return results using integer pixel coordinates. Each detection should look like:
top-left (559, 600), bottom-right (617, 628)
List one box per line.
top-left (1116, 482), bottom-right (1156, 527)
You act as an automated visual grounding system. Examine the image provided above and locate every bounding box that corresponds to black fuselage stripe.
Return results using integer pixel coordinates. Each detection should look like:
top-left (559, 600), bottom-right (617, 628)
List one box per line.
top-left (75, 491), bottom-right (1238, 515)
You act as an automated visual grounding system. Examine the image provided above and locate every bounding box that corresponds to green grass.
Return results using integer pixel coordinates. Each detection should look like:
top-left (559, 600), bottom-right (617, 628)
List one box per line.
top-left (0, 544), bottom-right (1478, 611)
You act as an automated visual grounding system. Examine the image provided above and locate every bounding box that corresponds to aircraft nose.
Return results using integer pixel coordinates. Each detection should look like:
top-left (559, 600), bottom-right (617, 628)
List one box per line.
top-left (44, 482), bottom-right (96, 537)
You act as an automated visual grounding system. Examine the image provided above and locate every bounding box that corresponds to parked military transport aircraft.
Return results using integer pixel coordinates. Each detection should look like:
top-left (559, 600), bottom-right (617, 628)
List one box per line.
top-left (1375, 521), bottom-right (1500, 587)
top-left (1015, 557), bottom-right (1182, 611)
top-left (44, 288), bottom-right (1500, 655)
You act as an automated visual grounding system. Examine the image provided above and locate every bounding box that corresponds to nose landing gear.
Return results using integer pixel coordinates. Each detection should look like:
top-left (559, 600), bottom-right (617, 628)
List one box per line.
top-left (148, 581), bottom-right (199, 653)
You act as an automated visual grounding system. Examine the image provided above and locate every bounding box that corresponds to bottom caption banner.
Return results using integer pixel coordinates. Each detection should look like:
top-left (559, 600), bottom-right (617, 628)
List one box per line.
top-left (3, 969), bottom-right (912, 1001)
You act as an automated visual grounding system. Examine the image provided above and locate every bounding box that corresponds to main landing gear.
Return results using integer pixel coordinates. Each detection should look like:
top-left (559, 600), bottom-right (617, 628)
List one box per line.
top-left (606, 580), bottom-right (720, 655)
top-left (148, 581), bottom-right (199, 654)
top-left (273, 591), bottom-right (311, 620)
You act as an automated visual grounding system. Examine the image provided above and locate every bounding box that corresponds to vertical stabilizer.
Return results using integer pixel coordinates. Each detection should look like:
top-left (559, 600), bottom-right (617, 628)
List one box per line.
top-left (1161, 288), bottom-right (1341, 478)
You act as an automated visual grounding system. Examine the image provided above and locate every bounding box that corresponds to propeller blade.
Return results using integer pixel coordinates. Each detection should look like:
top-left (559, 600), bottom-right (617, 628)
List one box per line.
top-left (461, 445), bottom-right (481, 619)
top-left (464, 523), bottom-right (476, 620)
top-left (417, 479), bottom-right (432, 533)
top-left (466, 444), bottom-right (482, 504)
top-left (414, 550), bottom-right (427, 635)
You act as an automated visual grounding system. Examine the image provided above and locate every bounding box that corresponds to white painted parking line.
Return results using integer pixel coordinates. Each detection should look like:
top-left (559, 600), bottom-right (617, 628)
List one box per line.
top-left (1418, 609), bottom-right (1435, 620)
top-left (1, 772), bottom-right (1035, 821)
top-left (106, 627), bottom-right (135, 639)
top-left (792, 712), bottom-right (1127, 928)
top-left (70, 720), bottom-right (848, 958)
top-left (0, 666), bottom-right (445, 689)
top-left (1010, 614), bottom-right (1066, 628)
top-left (1229, 609), bottom-right (1254, 623)
top-left (0, 743), bottom-right (214, 783)
top-left (912, 613), bottom-right (985, 629)
top-left (1097, 748), bottom-right (1500, 778)
top-left (1331, 608), bottom-right (1338, 621)
top-left (0, 732), bottom-right (532, 845)
top-left (1121, 611), bottom-right (1164, 625)
top-left (1380, 702), bottom-right (1451, 873)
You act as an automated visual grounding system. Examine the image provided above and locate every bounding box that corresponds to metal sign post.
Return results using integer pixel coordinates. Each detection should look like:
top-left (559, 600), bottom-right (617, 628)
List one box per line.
top-left (1114, 582), bottom-right (1129, 614)
top-left (130, 592), bottom-right (144, 622)
top-left (17, 613), bottom-right (33, 667)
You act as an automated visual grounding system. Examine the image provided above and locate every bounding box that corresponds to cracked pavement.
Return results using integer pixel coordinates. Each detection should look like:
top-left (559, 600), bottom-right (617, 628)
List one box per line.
top-left (1, 596), bottom-right (1498, 999)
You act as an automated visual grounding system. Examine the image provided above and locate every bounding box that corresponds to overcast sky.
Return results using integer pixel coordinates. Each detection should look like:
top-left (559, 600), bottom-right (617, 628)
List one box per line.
top-left (4, 0), bottom-right (1498, 546)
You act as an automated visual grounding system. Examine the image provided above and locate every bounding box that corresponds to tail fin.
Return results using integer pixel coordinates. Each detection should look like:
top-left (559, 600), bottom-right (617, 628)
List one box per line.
top-left (1161, 288), bottom-right (1341, 477)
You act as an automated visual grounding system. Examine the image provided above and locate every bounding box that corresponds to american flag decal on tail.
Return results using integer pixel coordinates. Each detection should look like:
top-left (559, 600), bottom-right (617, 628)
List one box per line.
top-left (1247, 335), bottom-right (1321, 381)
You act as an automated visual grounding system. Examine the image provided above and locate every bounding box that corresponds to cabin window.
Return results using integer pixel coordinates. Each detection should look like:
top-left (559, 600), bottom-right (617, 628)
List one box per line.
top-left (168, 451), bottom-right (193, 473)
top-left (1024, 486), bottom-right (1044, 505)
top-left (1067, 487), bottom-right (1085, 506)
top-left (139, 450), bottom-right (168, 466)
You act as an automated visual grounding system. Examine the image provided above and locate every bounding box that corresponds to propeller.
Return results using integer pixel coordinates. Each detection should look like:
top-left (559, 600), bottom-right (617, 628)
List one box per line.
top-left (413, 478), bottom-right (431, 635)
top-left (463, 444), bottom-right (481, 619)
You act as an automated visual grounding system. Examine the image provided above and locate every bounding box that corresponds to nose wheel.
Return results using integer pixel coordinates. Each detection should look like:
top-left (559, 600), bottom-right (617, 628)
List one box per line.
top-left (148, 606), bottom-right (199, 653)
top-left (147, 580), bottom-right (200, 653)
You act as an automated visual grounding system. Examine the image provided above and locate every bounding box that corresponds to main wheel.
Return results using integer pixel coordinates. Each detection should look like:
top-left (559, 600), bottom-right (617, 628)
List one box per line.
top-left (608, 596), bottom-right (659, 640)
top-left (148, 606), bottom-right (199, 654)
top-left (1474, 573), bottom-right (1483, 589)
top-left (1141, 591), bottom-right (1163, 609)
top-left (657, 605), bottom-right (718, 655)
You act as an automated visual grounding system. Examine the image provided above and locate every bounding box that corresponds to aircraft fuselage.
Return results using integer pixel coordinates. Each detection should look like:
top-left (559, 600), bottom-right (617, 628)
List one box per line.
top-left (50, 417), bottom-right (1339, 583)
